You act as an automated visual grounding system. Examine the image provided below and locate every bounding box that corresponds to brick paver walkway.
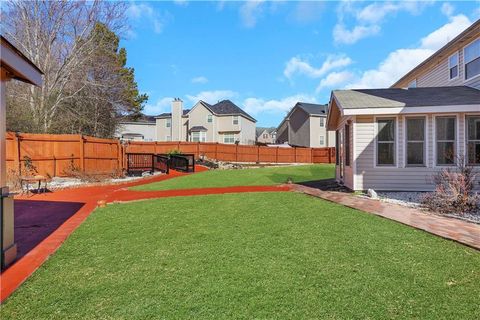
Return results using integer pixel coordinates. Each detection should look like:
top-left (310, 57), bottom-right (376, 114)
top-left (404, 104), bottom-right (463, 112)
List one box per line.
top-left (292, 184), bottom-right (480, 250)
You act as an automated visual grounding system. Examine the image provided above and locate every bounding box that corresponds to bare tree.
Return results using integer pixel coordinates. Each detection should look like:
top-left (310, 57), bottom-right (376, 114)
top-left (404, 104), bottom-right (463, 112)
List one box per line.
top-left (2, 0), bottom-right (140, 134)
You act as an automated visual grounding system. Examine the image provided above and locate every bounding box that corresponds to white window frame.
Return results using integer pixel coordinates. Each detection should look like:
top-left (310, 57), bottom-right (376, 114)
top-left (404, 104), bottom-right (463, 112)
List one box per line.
top-left (233, 116), bottom-right (239, 125)
top-left (463, 38), bottom-right (480, 82)
top-left (165, 118), bottom-right (171, 128)
top-left (320, 117), bottom-right (325, 127)
top-left (319, 135), bottom-right (325, 146)
top-left (404, 116), bottom-right (427, 167)
top-left (191, 131), bottom-right (206, 142)
top-left (433, 114), bottom-right (458, 167)
top-left (207, 114), bottom-right (213, 123)
top-left (448, 51), bottom-right (459, 80)
top-left (374, 116), bottom-right (398, 168)
top-left (465, 114), bottom-right (480, 166)
top-left (223, 133), bottom-right (235, 144)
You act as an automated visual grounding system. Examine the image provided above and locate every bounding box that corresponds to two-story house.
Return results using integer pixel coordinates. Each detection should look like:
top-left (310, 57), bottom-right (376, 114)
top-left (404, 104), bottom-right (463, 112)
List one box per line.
top-left (156, 98), bottom-right (256, 145)
top-left (256, 127), bottom-right (276, 144)
top-left (327, 20), bottom-right (480, 191)
top-left (116, 114), bottom-right (157, 141)
top-left (276, 102), bottom-right (335, 148)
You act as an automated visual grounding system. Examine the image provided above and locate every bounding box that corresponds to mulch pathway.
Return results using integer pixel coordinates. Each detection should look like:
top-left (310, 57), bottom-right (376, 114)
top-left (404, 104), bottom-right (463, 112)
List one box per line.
top-left (292, 184), bottom-right (480, 250)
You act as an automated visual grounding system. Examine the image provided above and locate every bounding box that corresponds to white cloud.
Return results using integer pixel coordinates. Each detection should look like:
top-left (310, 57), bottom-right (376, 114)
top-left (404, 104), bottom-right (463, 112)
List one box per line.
top-left (289, 1), bottom-right (325, 24)
top-left (441, 2), bottom-right (454, 17)
top-left (243, 94), bottom-right (317, 115)
top-left (126, 3), bottom-right (173, 34)
top-left (186, 90), bottom-right (238, 104)
top-left (191, 76), bottom-right (209, 84)
top-left (284, 54), bottom-right (353, 80)
top-left (334, 1), bottom-right (433, 44)
top-left (239, 0), bottom-right (265, 28)
top-left (316, 71), bottom-right (355, 92)
top-left (143, 97), bottom-right (173, 115)
top-left (346, 14), bottom-right (473, 88)
top-left (333, 24), bottom-right (380, 45)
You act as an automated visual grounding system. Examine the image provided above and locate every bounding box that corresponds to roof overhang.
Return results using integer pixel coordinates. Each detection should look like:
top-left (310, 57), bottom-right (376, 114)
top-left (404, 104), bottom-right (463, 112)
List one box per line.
top-left (342, 104), bottom-right (480, 115)
top-left (1, 36), bottom-right (43, 86)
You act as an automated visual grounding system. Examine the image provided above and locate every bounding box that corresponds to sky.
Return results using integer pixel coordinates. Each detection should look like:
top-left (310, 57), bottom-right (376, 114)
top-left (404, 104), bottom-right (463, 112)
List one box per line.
top-left (121, 0), bottom-right (480, 127)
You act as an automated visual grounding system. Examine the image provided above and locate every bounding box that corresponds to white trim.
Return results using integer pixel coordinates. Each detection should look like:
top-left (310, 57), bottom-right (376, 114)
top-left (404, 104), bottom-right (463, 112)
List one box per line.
top-left (403, 115), bottom-right (427, 168)
top-left (373, 115), bottom-right (399, 169)
top-left (432, 114), bottom-right (459, 168)
top-left (448, 51), bottom-right (459, 81)
top-left (464, 113), bottom-right (480, 165)
top-left (342, 105), bottom-right (480, 116)
top-left (352, 117), bottom-right (358, 190)
top-left (463, 37), bottom-right (480, 82)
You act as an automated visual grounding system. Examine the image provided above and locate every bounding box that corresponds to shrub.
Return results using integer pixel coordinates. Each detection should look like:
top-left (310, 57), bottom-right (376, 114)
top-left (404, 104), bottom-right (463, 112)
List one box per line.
top-left (167, 149), bottom-right (182, 156)
top-left (421, 156), bottom-right (479, 215)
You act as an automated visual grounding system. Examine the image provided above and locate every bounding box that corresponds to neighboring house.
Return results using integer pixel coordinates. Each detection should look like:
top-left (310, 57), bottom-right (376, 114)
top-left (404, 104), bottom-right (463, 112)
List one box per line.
top-left (327, 20), bottom-right (480, 191)
top-left (276, 102), bottom-right (335, 148)
top-left (256, 127), bottom-right (276, 144)
top-left (156, 98), bottom-right (256, 145)
top-left (116, 115), bottom-right (157, 141)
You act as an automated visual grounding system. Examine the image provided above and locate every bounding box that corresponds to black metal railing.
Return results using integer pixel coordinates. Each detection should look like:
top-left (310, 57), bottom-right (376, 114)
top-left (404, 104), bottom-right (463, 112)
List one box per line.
top-left (126, 153), bottom-right (154, 174)
top-left (126, 153), bottom-right (195, 174)
top-left (154, 154), bottom-right (170, 174)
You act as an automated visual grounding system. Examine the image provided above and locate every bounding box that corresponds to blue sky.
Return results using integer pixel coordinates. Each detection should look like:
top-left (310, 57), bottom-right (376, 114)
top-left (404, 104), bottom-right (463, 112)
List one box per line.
top-left (122, 1), bottom-right (480, 127)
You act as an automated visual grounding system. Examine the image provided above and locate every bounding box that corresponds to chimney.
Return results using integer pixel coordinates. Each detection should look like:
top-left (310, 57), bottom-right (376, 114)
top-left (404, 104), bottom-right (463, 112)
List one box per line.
top-left (171, 98), bottom-right (183, 141)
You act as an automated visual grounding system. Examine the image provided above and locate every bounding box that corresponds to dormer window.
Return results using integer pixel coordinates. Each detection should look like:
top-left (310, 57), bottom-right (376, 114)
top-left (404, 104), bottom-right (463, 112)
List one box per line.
top-left (464, 38), bottom-right (480, 81)
top-left (449, 52), bottom-right (459, 80)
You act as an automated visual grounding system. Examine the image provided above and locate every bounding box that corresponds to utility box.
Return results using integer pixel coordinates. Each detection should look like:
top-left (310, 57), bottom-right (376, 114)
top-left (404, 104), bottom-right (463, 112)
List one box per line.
top-left (1, 188), bottom-right (16, 269)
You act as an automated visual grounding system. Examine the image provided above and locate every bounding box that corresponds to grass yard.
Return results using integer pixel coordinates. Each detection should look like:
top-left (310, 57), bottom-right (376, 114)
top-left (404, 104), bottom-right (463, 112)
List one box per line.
top-left (133, 164), bottom-right (334, 191)
top-left (2, 192), bottom-right (479, 319)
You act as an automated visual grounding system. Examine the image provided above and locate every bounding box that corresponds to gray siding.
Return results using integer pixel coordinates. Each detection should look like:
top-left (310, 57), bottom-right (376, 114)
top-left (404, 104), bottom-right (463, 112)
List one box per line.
top-left (288, 108), bottom-right (310, 147)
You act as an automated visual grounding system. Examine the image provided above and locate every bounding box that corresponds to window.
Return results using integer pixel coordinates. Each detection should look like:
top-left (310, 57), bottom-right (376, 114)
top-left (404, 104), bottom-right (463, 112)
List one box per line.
top-left (233, 116), bottom-right (239, 125)
top-left (207, 114), bottom-right (213, 123)
top-left (406, 117), bottom-right (426, 166)
top-left (449, 52), bottom-right (459, 79)
top-left (464, 39), bottom-right (480, 80)
top-left (166, 118), bottom-right (171, 128)
top-left (466, 116), bottom-right (480, 165)
top-left (376, 118), bottom-right (395, 166)
top-left (408, 79), bottom-right (417, 88)
top-left (436, 116), bottom-right (456, 165)
top-left (320, 118), bottom-right (325, 127)
top-left (223, 133), bottom-right (235, 144)
top-left (319, 135), bottom-right (325, 146)
top-left (191, 131), bottom-right (206, 142)
top-left (345, 124), bottom-right (350, 166)
top-left (166, 135), bottom-right (171, 141)
top-left (263, 133), bottom-right (268, 138)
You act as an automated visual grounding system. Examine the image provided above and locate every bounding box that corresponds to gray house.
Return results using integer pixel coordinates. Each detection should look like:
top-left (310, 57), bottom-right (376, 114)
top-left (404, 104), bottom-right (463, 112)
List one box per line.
top-left (327, 21), bottom-right (480, 191)
top-left (256, 127), bottom-right (276, 144)
top-left (276, 102), bottom-right (335, 148)
top-left (116, 115), bottom-right (157, 141)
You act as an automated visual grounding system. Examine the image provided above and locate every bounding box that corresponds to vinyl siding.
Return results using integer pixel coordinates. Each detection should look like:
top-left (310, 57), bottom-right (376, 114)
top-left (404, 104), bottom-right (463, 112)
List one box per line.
top-left (334, 116), bottom-right (354, 189)
top-left (116, 122), bottom-right (156, 141)
top-left (352, 112), bottom-right (480, 191)
top-left (288, 108), bottom-right (310, 147)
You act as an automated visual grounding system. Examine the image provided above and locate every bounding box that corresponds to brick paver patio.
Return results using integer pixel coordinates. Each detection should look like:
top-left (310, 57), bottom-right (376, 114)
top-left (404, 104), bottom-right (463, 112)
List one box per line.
top-left (292, 184), bottom-right (480, 250)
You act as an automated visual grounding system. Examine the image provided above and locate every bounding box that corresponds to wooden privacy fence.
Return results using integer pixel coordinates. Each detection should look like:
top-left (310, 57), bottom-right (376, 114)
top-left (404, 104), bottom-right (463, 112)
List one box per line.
top-left (5, 132), bottom-right (335, 177)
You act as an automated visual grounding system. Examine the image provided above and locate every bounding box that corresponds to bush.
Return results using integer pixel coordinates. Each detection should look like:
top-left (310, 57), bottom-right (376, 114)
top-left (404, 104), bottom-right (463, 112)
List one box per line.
top-left (421, 156), bottom-right (479, 215)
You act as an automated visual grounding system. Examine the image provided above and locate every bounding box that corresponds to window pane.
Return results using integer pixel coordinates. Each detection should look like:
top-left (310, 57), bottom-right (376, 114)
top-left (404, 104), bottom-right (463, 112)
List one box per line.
top-left (467, 142), bottom-right (480, 165)
top-left (437, 142), bottom-right (455, 165)
top-left (467, 116), bottom-right (480, 140)
top-left (436, 117), bottom-right (455, 140)
top-left (407, 142), bottom-right (424, 165)
top-left (464, 39), bottom-right (480, 63)
top-left (407, 118), bottom-right (424, 140)
top-left (449, 53), bottom-right (458, 66)
top-left (378, 143), bottom-right (394, 165)
top-left (378, 119), bottom-right (394, 141)
top-left (450, 65), bottom-right (458, 79)
top-left (465, 58), bottom-right (480, 80)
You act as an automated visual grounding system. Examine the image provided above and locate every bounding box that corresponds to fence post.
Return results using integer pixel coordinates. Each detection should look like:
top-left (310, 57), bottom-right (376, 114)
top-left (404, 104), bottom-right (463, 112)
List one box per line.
top-left (276, 147), bottom-right (279, 163)
top-left (79, 135), bottom-right (85, 172)
top-left (235, 144), bottom-right (238, 162)
top-left (328, 147), bottom-right (332, 164)
top-left (177, 141), bottom-right (180, 151)
top-left (215, 143), bottom-right (218, 160)
top-left (14, 133), bottom-right (21, 175)
top-left (117, 140), bottom-right (122, 171)
top-left (311, 148), bottom-right (314, 163)
top-left (294, 147), bottom-right (297, 163)
top-left (257, 145), bottom-right (260, 163)
top-left (197, 142), bottom-right (200, 157)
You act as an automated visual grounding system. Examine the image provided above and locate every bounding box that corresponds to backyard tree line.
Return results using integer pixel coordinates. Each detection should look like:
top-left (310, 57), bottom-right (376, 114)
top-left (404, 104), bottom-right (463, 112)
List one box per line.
top-left (2, 0), bottom-right (148, 137)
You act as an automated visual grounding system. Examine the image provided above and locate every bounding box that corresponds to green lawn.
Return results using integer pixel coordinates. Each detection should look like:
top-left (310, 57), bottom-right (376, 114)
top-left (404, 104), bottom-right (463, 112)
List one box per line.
top-left (2, 192), bottom-right (479, 319)
top-left (133, 164), bottom-right (334, 191)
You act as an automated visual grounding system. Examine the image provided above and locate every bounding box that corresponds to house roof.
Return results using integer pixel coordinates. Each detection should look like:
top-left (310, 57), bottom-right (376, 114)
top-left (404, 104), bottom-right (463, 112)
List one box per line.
top-left (333, 86), bottom-right (480, 109)
top-left (189, 126), bottom-right (207, 132)
top-left (391, 19), bottom-right (480, 88)
top-left (207, 100), bottom-right (256, 122)
top-left (119, 114), bottom-right (156, 124)
top-left (156, 109), bottom-right (191, 118)
top-left (296, 102), bottom-right (328, 115)
top-left (1, 35), bottom-right (43, 86)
